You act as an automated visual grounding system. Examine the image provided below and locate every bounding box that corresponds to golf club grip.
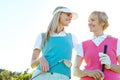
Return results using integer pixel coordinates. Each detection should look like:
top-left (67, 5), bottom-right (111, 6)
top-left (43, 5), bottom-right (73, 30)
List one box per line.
top-left (102, 45), bottom-right (108, 72)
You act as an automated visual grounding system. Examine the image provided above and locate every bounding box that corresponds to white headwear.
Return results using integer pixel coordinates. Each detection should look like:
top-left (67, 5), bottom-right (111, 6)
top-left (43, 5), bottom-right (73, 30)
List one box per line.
top-left (53, 7), bottom-right (78, 20)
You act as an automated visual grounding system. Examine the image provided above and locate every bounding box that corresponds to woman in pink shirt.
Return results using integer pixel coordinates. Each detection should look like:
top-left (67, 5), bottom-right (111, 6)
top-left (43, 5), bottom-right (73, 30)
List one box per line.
top-left (73, 11), bottom-right (120, 80)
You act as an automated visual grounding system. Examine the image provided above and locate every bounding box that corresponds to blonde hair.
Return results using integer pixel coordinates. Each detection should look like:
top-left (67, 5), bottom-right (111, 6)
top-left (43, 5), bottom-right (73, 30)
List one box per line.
top-left (41, 6), bottom-right (68, 48)
top-left (90, 11), bottom-right (109, 31)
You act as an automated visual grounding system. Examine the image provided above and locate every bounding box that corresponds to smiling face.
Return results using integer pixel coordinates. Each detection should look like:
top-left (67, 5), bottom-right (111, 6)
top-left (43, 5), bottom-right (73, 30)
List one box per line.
top-left (88, 11), bottom-right (109, 36)
top-left (88, 14), bottom-right (102, 32)
top-left (88, 14), bottom-right (104, 36)
top-left (59, 12), bottom-right (72, 27)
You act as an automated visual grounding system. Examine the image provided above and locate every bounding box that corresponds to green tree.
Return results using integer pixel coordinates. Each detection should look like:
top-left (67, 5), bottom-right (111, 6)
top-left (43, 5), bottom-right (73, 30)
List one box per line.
top-left (0, 68), bottom-right (33, 80)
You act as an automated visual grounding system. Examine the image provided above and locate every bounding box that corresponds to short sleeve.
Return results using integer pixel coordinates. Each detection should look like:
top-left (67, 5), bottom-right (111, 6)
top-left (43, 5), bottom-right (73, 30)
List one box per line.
top-left (71, 33), bottom-right (78, 49)
top-left (74, 43), bottom-right (84, 57)
top-left (34, 33), bottom-right (42, 50)
top-left (117, 39), bottom-right (120, 56)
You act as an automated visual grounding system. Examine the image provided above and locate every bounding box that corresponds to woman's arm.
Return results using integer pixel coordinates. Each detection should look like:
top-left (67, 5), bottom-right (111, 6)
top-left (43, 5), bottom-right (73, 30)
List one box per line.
top-left (31, 48), bottom-right (50, 73)
top-left (73, 55), bottom-right (104, 80)
top-left (110, 55), bottom-right (120, 73)
top-left (31, 48), bottom-right (41, 68)
top-left (109, 39), bottom-right (120, 73)
top-left (73, 55), bottom-right (87, 77)
top-left (31, 33), bottom-right (42, 68)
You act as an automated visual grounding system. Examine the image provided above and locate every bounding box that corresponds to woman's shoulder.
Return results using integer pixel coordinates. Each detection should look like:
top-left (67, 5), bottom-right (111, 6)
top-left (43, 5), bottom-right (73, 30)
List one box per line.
top-left (35, 32), bottom-right (45, 39)
top-left (38, 32), bottom-right (45, 36)
top-left (107, 35), bottom-right (118, 40)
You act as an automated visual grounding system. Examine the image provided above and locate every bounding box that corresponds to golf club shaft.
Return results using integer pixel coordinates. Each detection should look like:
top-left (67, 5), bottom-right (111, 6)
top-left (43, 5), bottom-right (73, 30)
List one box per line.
top-left (102, 45), bottom-right (107, 72)
top-left (101, 45), bottom-right (107, 80)
top-left (31, 60), bottom-right (64, 80)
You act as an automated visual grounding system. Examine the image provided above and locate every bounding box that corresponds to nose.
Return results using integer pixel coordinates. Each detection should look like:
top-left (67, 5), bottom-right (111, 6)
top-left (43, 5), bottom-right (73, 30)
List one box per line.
top-left (69, 15), bottom-right (72, 20)
top-left (88, 20), bottom-right (93, 24)
top-left (69, 17), bottom-right (72, 20)
top-left (88, 21), bottom-right (91, 26)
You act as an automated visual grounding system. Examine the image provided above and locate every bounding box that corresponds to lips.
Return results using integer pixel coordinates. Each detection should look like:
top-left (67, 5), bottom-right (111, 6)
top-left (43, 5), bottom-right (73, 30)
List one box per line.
top-left (89, 23), bottom-right (95, 27)
top-left (66, 19), bottom-right (71, 23)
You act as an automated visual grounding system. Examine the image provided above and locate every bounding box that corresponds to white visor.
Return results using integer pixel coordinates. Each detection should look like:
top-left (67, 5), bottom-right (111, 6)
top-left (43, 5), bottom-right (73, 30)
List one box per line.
top-left (53, 8), bottom-right (78, 20)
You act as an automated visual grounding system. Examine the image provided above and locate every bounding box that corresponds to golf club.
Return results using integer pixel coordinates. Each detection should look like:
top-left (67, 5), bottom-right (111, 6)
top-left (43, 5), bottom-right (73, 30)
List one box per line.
top-left (102, 45), bottom-right (107, 72)
top-left (101, 45), bottom-right (108, 80)
top-left (31, 59), bottom-right (72, 80)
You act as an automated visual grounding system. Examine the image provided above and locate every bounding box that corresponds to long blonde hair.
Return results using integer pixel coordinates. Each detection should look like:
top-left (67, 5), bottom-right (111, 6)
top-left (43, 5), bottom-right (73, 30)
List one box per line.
top-left (41, 6), bottom-right (68, 48)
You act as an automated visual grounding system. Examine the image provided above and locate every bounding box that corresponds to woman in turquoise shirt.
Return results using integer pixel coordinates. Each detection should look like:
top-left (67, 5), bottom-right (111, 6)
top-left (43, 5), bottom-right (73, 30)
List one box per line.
top-left (31, 6), bottom-right (78, 80)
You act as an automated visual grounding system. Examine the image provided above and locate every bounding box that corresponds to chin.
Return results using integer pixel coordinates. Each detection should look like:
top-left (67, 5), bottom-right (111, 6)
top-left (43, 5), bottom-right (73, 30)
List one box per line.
top-left (89, 29), bottom-right (93, 32)
top-left (65, 24), bottom-right (69, 26)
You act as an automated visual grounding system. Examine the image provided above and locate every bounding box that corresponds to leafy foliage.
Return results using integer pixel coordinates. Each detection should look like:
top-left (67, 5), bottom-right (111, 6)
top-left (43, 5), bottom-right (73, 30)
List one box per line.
top-left (0, 68), bottom-right (33, 80)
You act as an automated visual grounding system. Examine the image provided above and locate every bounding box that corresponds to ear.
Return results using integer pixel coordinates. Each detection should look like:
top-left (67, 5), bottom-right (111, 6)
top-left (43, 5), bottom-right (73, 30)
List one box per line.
top-left (101, 22), bottom-right (105, 26)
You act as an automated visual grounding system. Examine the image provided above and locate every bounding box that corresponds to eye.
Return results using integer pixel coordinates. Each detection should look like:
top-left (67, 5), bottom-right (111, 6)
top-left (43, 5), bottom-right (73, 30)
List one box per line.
top-left (66, 13), bottom-right (72, 16)
top-left (91, 18), bottom-right (95, 21)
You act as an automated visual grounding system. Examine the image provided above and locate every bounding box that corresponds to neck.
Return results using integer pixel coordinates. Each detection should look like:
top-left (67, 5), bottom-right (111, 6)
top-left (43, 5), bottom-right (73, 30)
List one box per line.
top-left (94, 31), bottom-right (104, 37)
top-left (55, 26), bottom-right (64, 33)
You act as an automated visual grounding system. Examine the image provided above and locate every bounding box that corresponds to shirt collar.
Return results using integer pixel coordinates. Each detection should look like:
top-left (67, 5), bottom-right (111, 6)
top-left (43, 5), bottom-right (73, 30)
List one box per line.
top-left (93, 34), bottom-right (108, 39)
top-left (50, 30), bottom-right (66, 36)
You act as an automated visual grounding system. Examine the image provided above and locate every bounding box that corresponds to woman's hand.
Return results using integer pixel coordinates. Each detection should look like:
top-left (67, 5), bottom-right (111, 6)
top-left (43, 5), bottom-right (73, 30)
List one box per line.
top-left (84, 69), bottom-right (104, 80)
top-left (99, 52), bottom-right (111, 69)
top-left (39, 56), bottom-right (49, 73)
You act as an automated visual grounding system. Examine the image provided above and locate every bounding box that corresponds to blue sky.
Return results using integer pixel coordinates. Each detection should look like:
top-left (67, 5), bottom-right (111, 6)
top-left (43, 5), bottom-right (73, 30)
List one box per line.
top-left (0, 0), bottom-right (120, 79)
